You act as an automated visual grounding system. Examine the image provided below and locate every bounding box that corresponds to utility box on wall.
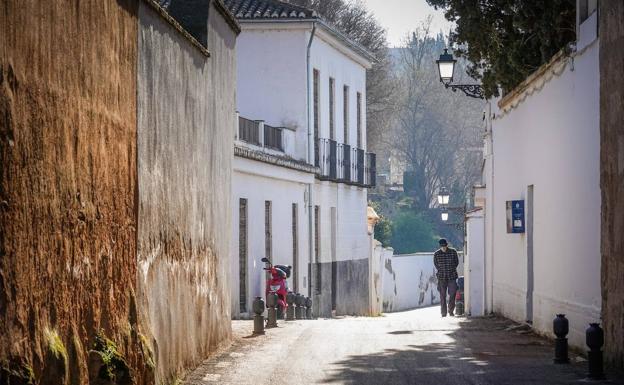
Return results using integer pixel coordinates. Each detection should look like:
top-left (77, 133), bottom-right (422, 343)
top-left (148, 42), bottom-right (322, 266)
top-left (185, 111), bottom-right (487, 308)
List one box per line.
top-left (506, 200), bottom-right (525, 233)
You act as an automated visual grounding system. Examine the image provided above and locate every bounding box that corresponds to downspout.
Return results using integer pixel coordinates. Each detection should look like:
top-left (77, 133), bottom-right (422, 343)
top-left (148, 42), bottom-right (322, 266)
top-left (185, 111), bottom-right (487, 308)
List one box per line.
top-left (306, 22), bottom-right (317, 298)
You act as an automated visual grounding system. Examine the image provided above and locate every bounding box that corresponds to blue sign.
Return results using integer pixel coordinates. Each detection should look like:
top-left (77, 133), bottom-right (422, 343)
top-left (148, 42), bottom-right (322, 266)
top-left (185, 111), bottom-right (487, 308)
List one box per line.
top-left (506, 200), bottom-right (525, 233)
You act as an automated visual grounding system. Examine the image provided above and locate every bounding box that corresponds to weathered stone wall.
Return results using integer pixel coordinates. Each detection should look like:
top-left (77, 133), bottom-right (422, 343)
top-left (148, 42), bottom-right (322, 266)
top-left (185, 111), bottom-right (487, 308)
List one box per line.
top-left (335, 258), bottom-right (370, 316)
top-left (0, 0), bottom-right (156, 383)
top-left (136, 1), bottom-right (236, 383)
top-left (600, 0), bottom-right (624, 370)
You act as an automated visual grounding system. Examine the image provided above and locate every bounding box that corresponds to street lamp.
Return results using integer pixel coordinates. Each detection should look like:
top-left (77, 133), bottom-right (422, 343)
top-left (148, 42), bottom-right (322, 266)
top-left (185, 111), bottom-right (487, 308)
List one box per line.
top-left (437, 187), bottom-right (450, 206)
top-left (436, 48), bottom-right (456, 84)
top-left (436, 48), bottom-right (485, 99)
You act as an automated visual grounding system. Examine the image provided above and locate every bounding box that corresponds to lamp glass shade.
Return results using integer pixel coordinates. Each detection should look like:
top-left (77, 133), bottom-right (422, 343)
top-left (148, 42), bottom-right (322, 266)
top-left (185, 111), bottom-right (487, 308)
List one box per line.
top-left (437, 187), bottom-right (450, 206)
top-left (441, 211), bottom-right (449, 221)
top-left (437, 49), bottom-right (456, 83)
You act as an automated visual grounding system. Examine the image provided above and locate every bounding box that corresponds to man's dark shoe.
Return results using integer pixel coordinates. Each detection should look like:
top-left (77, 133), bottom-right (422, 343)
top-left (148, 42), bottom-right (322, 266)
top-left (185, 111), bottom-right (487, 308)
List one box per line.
top-left (441, 313), bottom-right (447, 318)
top-left (449, 312), bottom-right (455, 317)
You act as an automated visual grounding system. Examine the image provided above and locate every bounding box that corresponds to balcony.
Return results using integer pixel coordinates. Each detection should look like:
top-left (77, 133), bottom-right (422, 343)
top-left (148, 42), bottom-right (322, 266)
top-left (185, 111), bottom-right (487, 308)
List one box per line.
top-left (316, 138), bottom-right (376, 188)
top-left (237, 115), bottom-right (291, 154)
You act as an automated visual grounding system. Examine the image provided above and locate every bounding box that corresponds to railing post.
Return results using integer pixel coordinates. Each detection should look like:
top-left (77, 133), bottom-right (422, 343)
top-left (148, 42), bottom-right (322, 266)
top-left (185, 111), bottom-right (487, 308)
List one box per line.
top-left (258, 120), bottom-right (265, 148)
top-left (370, 153), bottom-right (376, 187)
top-left (235, 111), bottom-right (240, 141)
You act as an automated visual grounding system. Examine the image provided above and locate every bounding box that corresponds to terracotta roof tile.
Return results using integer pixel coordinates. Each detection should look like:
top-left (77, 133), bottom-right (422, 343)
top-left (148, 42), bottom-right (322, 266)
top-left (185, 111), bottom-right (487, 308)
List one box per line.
top-left (224, 0), bottom-right (317, 20)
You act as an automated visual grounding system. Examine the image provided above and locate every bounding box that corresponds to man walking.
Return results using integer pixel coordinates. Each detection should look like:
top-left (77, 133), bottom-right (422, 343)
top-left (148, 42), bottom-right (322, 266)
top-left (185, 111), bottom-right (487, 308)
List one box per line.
top-left (434, 238), bottom-right (459, 317)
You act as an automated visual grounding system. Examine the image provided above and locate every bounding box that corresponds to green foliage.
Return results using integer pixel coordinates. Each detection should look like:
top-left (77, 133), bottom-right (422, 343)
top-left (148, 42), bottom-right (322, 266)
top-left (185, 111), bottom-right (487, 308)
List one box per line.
top-left (390, 211), bottom-right (438, 254)
top-left (374, 215), bottom-right (392, 247)
top-left (92, 331), bottom-right (131, 383)
top-left (44, 328), bottom-right (68, 363)
top-left (1, 358), bottom-right (35, 384)
top-left (426, 0), bottom-right (576, 98)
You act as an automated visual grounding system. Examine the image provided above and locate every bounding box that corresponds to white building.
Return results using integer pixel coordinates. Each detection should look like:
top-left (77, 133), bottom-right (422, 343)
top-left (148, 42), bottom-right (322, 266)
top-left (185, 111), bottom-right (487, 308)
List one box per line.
top-left (468, 1), bottom-right (600, 348)
top-left (225, 0), bottom-right (376, 318)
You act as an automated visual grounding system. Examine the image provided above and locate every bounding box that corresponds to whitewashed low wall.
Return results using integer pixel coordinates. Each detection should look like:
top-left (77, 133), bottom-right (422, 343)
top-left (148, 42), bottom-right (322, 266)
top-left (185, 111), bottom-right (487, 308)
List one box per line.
top-left (382, 252), bottom-right (464, 312)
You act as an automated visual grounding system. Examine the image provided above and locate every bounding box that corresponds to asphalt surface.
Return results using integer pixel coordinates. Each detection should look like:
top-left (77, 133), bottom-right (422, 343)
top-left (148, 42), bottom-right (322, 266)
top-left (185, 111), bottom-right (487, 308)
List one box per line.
top-left (184, 306), bottom-right (621, 385)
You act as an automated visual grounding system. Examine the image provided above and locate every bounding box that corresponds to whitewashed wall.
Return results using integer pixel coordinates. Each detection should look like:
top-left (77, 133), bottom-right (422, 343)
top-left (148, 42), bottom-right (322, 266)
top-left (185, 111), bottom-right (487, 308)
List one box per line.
top-left (370, 240), bottom-right (393, 315)
top-left (487, 29), bottom-right (600, 348)
top-left (465, 210), bottom-right (485, 316)
top-left (230, 157), bottom-right (314, 318)
top-left (309, 29), bottom-right (368, 149)
top-left (236, 26), bottom-right (309, 161)
top-left (382, 252), bottom-right (465, 312)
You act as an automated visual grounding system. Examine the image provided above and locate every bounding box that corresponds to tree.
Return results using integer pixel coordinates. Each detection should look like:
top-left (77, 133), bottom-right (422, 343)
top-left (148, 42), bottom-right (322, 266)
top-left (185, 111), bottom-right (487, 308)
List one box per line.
top-left (426, 0), bottom-right (576, 98)
top-left (390, 211), bottom-right (438, 254)
top-left (390, 21), bottom-right (483, 212)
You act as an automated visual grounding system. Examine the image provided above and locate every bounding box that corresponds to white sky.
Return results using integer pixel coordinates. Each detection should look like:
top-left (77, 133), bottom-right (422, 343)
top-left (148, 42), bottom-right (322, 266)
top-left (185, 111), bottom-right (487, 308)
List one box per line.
top-left (359, 0), bottom-right (453, 47)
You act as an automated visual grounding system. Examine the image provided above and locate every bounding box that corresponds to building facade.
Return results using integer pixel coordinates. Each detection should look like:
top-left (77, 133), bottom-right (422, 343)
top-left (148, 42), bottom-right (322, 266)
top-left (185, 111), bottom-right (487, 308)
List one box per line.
top-left (469, 1), bottom-right (601, 349)
top-left (225, 0), bottom-right (377, 318)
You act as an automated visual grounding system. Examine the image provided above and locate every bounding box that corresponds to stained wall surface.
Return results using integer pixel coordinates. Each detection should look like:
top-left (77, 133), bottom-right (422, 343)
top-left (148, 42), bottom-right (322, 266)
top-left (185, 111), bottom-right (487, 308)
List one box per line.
top-left (599, 0), bottom-right (624, 370)
top-left (0, 0), bottom-right (158, 383)
top-left (137, 1), bottom-right (236, 382)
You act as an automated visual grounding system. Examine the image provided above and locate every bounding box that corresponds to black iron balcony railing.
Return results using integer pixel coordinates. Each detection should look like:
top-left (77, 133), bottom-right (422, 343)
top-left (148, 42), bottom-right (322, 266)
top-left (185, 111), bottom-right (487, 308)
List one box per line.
top-left (317, 138), bottom-right (376, 188)
top-left (239, 116), bottom-right (261, 146)
top-left (264, 124), bottom-right (283, 151)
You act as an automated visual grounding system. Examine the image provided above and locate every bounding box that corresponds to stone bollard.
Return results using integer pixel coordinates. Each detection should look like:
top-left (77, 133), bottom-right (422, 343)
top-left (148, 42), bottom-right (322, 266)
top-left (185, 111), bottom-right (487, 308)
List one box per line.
top-left (305, 296), bottom-right (313, 319)
top-left (586, 323), bottom-right (605, 379)
top-left (266, 293), bottom-right (278, 328)
top-left (252, 297), bottom-right (265, 335)
top-left (286, 291), bottom-right (296, 321)
top-left (295, 294), bottom-right (304, 320)
top-left (553, 314), bottom-right (569, 364)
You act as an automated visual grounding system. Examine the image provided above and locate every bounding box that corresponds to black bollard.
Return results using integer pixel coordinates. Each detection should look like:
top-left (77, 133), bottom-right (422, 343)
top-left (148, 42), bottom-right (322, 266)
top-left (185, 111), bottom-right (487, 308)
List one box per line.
top-left (553, 314), bottom-right (570, 364)
top-left (252, 297), bottom-right (265, 335)
top-left (586, 323), bottom-right (605, 379)
top-left (266, 293), bottom-right (278, 328)
top-left (305, 296), bottom-right (313, 319)
top-left (286, 291), bottom-right (296, 321)
top-left (295, 294), bottom-right (305, 320)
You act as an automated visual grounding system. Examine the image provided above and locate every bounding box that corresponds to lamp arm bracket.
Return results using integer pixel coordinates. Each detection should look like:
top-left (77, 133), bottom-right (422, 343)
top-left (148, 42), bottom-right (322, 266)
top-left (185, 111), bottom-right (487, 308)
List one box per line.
top-left (444, 83), bottom-right (485, 99)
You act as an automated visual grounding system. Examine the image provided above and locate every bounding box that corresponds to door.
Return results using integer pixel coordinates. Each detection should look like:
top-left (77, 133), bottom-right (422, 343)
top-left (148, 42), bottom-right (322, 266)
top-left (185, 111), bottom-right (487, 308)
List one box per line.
top-left (526, 185), bottom-right (534, 323)
top-left (331, 207), bottom-right (337, 312)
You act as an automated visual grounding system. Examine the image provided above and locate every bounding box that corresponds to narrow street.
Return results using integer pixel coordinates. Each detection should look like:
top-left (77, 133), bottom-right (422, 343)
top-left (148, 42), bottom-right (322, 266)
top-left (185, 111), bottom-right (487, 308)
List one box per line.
top-left (184, 307), bottom-right (611, 385)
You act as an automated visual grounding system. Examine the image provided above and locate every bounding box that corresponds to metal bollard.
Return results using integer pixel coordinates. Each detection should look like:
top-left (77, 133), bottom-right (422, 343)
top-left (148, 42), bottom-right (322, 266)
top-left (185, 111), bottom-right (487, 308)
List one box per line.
top-left (305, 296), bottom-right (313, 319)
top-left (252, 297), bottom-right (265, 335)
top-left (266, 293), bottom-right (278, 328)
top-left (295, 294), bottom-right (304, 320)
top-left (553, 314), bottom-right (569, 364)
top-left (286, 291), bottom-right (296, 321)
top-left (586, 323), bottom-right (605, 379)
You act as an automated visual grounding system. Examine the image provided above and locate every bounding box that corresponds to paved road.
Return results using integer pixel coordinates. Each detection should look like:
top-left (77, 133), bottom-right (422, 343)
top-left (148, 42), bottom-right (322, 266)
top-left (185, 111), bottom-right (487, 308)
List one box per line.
top-left (184, 306), bottom-right (619, 385)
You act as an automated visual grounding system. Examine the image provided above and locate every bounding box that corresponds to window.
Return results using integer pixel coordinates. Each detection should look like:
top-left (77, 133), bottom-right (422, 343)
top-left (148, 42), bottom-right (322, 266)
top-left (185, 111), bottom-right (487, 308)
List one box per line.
top-left (239, 199), bottom-right (248, 313)
top-left (265, 201), bottom-right (272, 259)
top-left (343, 85), bottom-right (349, 144)
top-left (292, 203), bottom-right (299, 293)
top-left (314, 69), bottom-right (320, 166)
top-left (357, 92), bottom-right (362, 148)
top-left (329, 78), bottom-right (335, 140)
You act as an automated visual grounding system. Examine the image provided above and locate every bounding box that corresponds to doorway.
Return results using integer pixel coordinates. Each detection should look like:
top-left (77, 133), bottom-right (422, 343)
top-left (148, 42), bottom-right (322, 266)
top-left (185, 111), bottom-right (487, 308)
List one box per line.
top-left (331, 207), bottom-right (337, 312)
top-left (526, 185), bottom-right (534, 323)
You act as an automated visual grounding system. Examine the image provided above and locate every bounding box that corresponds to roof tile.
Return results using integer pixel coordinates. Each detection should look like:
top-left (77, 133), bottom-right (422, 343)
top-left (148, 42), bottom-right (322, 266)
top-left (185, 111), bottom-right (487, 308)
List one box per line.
top-left (224, 0), bottom-right (317, 20)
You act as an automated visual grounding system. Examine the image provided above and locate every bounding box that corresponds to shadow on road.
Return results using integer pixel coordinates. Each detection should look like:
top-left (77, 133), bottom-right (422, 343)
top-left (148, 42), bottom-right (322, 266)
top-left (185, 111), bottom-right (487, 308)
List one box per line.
top-left (320, 315), bottom-right (611, 385)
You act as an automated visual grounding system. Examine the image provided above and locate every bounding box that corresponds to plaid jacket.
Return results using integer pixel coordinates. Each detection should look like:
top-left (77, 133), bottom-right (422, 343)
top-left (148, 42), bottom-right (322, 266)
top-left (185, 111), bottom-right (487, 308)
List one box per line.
top-left (433, 247), bottom-right (459, 280)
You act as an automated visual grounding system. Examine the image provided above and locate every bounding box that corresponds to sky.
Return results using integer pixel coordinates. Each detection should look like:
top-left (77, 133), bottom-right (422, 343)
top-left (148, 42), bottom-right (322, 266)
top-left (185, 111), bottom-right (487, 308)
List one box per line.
top-left (360, 0), bottom-right (453, 47)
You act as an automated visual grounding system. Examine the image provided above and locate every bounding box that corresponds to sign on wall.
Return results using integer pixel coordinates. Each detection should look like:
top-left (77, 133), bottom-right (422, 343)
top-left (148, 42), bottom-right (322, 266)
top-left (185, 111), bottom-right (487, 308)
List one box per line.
top-left (506, 200), bottom-right (525, 233)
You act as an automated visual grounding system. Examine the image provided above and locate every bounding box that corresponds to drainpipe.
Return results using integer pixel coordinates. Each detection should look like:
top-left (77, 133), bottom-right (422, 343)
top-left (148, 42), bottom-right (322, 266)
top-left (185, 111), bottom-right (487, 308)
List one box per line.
top-left (306, 22), bottom-right (317, 297)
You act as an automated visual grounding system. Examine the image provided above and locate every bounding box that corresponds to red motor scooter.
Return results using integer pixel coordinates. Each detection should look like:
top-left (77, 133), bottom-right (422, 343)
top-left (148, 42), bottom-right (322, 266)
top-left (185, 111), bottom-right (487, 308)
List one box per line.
top-left (261, 257), bottom-right (291, 319)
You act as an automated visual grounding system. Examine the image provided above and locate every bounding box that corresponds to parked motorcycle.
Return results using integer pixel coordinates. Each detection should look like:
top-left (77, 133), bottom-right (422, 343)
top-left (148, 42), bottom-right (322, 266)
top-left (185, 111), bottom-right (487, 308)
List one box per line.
top-left (261, 257), bottom-right (292, 319)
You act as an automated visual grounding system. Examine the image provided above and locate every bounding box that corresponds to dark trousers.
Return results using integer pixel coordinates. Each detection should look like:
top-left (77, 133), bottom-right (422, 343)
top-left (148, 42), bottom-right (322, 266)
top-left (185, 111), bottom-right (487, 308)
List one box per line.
top-left (438, 279), bottom-right (458, 315)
